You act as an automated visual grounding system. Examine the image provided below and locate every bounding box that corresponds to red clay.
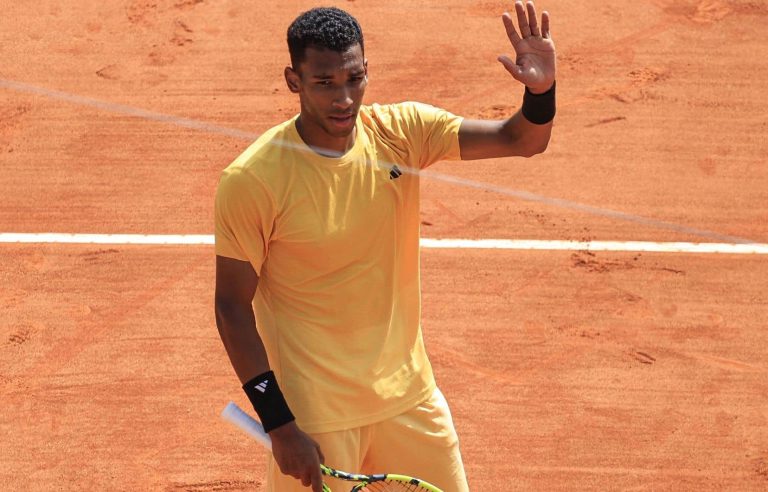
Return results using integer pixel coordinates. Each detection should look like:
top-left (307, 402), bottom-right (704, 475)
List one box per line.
top-left (2, 0), bottom-right (767, 490)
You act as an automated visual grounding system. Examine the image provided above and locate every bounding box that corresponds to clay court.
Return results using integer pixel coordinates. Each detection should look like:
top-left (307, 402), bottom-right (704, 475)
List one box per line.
top-left (2, 0), bottom-right (767, 490)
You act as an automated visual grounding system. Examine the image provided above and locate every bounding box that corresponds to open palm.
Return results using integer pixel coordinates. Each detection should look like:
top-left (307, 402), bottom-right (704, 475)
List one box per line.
top-left (498, 1), bottom-right (556, 94)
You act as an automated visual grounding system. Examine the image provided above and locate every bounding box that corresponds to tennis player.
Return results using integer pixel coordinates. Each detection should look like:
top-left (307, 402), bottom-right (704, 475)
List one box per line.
top-left (214, 2), bottom-right (555, 491)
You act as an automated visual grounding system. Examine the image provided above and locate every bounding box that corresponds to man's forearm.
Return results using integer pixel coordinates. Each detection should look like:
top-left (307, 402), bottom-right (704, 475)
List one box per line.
top-left (500, 80), bottom-right (556, 154)
top-left (500, 108), bottom-right (552, 156)
top-left (215, 301), bottom-right (271, 384)
top-left (458, 107), bottom-right (552, 160)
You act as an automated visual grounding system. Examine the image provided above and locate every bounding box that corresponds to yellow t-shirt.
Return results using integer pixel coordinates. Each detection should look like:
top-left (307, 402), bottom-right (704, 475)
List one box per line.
top-left (215, 102), bottom-right (463, 433)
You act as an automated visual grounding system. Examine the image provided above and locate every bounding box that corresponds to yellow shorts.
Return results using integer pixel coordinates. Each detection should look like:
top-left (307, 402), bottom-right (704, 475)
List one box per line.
top-left (266, 388), bottom-right (468, 492)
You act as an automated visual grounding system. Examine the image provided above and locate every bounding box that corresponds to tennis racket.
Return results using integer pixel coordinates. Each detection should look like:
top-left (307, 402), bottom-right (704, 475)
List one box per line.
top-left (221, 401), bottom-right (444, 492)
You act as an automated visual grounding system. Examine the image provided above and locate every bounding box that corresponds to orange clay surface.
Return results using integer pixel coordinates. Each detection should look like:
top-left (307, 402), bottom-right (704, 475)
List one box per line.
top-left (1, 1), bottom-right (767, 490)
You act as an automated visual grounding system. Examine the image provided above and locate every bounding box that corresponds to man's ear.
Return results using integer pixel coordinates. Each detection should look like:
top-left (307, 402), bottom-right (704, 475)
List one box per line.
top-left (284, 66), bottom-right (300, 93)
top-left (364, 59), bottom-right (369, 81)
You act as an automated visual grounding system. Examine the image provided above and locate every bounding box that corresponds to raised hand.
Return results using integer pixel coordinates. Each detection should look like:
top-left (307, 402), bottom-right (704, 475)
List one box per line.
top-left (498, 1), bottom-right (556, 94)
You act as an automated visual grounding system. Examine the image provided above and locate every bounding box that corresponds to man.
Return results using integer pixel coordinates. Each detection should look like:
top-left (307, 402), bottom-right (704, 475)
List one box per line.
top-left (214, 2), bottom-right (555, 491)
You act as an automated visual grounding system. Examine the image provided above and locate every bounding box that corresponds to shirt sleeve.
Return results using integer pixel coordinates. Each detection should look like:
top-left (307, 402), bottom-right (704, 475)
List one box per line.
top-left (403, 102), bottom-right (464, 169)
top-left (214, 167), bottom-right (276, 274)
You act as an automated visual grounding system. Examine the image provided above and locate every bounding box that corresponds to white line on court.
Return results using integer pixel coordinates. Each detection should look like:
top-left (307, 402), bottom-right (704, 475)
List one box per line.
top-left (0, 78), bottom-right (755, 245)
top-left (1, 233), bottom-right (767, 254)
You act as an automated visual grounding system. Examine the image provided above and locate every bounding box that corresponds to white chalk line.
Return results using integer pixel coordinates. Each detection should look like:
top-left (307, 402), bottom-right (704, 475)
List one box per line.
top-left (0, 78), bottom-right (757, 245)
top-left (1, 233), bottom-right (766, 254)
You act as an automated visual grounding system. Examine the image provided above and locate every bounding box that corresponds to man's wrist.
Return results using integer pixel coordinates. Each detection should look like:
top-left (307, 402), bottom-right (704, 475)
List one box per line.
top-left (242, 370), bottom-right (296, 433)
top-left (267, 419), bottom-right (299, 437)
top-left (522, 81), bottom-right (556, 124)
top-left (527, 82), bottom-right (555, 95)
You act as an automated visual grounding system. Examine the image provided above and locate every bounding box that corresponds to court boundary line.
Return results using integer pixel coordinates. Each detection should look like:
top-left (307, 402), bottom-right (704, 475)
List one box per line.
top-left (0, 77), bottom-right (757, 245)
top-left (1, 233), bottom-right (766, 254)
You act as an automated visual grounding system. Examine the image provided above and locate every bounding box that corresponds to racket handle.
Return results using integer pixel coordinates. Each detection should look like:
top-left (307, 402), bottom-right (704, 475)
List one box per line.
top-left (221, 401), bottom-right (273, 451)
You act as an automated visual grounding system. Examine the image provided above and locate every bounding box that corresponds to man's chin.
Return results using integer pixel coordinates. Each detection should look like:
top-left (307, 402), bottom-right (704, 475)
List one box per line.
top-left (324, 123), bottom-right (356, 139)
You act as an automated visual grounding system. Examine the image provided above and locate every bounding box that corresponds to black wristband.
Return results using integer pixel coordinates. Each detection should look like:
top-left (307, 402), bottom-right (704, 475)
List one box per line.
top-left (522, 81), bottom-right (556, 125)
top-left (242, 371), bottom-right (295, 433)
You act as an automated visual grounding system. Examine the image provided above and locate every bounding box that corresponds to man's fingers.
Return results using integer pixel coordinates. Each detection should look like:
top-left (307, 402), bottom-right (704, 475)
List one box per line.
top-left (315, 443), bottom-right (325, 465)
top-left (310, 465), bottom-right (324, 492)
top-left (515, 1), bottom-right (531, 38)
top-left (541, 11), bottom-right (551, 39)
top-left (498, 55), bottom-right (523, 80)
top-left (502, 12), bottom-right (522, 47)
top-left (300, 471), bottom-right (311, 487)
top-left (526, 2), bottom-right (540, 37)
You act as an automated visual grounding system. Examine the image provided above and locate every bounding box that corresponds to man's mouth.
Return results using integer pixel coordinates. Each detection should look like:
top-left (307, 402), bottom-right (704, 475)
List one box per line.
top-left (329, 113), bottom-right (355, 128)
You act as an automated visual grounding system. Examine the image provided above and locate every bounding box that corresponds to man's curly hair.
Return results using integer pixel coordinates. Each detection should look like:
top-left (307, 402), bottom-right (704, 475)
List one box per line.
top-left (287, 7), bottom-right (364, 68)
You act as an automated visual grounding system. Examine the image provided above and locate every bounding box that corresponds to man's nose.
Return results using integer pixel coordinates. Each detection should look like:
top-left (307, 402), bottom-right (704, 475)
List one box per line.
top-left (332, 86), bottom-right (353, 109)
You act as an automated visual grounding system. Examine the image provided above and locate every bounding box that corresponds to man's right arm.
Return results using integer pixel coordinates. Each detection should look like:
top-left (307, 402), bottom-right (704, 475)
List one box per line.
top-left (214, 254), bottom-right (269, 382)
top-left (214, 255), bottom-right (325, 492)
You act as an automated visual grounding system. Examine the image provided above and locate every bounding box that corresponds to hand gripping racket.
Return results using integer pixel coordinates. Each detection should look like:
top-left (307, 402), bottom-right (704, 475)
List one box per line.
top-left (221, 402), bottom-right (444, 492)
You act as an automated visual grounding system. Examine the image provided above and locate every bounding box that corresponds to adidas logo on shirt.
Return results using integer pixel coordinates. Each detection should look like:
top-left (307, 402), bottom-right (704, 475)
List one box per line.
top-left (389, 165), bottom-right (403, 180)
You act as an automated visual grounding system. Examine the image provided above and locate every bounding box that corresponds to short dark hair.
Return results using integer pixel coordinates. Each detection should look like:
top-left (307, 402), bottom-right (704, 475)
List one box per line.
top-left (287, 7), bottom-right (364, 68)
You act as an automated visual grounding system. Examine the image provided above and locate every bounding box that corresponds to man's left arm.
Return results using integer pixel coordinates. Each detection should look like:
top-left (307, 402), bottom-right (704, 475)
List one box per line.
top-left (458, 1), bottom-right (556, 160)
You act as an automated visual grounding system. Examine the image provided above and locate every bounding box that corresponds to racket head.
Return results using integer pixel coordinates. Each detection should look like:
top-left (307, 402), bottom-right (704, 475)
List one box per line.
top-left (321, 465), bottom-right (443, 492)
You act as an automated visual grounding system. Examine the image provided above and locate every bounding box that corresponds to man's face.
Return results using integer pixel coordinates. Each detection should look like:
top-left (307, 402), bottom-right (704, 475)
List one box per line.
top-left (286, 43), bottom-right (368, 140)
